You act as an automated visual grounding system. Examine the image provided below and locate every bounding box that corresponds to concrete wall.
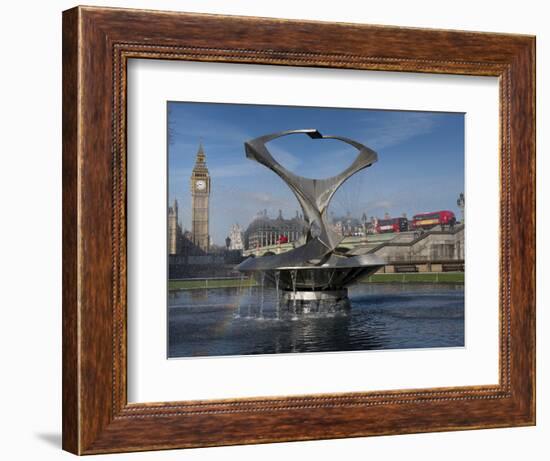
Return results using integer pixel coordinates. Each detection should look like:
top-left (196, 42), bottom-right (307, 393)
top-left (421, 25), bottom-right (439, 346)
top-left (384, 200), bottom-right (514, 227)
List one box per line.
top-left (370, 226), bottom-right (464, 264)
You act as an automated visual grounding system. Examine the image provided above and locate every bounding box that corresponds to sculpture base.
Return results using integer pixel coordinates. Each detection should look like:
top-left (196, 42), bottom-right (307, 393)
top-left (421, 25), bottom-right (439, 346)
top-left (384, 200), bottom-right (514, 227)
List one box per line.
top-left (281, 289), bottom-right (350, 315)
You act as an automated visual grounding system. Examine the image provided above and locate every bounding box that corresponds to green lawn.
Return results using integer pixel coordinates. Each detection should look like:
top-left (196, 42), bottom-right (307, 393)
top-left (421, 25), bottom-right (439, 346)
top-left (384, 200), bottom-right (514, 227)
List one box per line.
top-left (168, 272), bottom-right (464, 291)
top-left (361, 272), bottom-right (464, 283)
top-left (169, 278), bottom-right (257, 291)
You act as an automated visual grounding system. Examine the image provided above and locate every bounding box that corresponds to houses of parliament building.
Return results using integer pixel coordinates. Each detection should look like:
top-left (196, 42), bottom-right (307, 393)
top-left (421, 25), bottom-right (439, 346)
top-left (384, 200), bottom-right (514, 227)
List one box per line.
top-left (168, 143), bottom-right (305, 258)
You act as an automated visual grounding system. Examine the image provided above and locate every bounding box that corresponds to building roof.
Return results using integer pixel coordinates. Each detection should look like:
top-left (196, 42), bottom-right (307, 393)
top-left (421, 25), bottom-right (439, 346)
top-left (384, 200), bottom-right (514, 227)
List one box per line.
top-left (245, 210), bottom-right (305, 234)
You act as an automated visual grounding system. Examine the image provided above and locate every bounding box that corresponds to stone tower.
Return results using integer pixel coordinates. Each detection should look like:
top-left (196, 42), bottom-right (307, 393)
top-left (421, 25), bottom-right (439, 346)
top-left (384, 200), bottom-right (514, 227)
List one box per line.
top-left (190, 143), bottom-right (210, 252)
top-left (228, 223), bottom-right (244, 250)
top-left (168, 199), bottom-right (179, 255)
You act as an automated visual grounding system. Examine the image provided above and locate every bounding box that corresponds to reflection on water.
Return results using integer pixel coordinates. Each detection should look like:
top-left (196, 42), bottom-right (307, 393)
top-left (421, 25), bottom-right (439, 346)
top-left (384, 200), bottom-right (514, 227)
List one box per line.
top-left (168, 283), bottom-right (464, 358)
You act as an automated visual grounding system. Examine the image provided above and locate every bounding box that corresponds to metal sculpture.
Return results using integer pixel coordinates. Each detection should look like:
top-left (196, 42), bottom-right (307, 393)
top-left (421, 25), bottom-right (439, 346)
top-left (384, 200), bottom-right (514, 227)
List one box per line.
top-left (236, 129), bottom-right (385, 314)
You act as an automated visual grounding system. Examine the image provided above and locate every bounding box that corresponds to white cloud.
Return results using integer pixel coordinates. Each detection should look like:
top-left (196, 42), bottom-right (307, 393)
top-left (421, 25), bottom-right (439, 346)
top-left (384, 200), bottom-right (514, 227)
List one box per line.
top-left (358, 112), bottom-right (439, 150)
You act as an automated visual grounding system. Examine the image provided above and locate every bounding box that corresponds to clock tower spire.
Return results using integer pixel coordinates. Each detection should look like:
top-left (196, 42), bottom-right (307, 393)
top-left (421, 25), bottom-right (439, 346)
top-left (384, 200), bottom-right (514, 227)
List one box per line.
top-left (190, 142), bottom-right (211, 252)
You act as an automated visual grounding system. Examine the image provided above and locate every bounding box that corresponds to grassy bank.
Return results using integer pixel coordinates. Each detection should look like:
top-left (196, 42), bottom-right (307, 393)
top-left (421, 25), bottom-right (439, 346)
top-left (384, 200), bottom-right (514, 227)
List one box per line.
top-left (168, 272), bottom-right (464, 290)
top-left (361, 272), bottom-right (464, 283)
top-left (169, 278), bottom-right (257, 291)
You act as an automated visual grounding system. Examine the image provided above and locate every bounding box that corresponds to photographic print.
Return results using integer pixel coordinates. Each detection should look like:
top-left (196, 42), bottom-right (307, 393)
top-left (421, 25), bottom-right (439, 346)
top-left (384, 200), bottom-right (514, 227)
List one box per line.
top-left (167, 102), bottom-right (465, 359)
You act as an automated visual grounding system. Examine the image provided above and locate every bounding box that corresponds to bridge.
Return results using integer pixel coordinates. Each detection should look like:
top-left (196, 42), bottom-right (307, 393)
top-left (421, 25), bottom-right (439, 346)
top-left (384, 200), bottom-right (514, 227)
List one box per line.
top-left (242, 232), bottom-right (398, 257)
top-left (242, 225), bottom-right (465, 273)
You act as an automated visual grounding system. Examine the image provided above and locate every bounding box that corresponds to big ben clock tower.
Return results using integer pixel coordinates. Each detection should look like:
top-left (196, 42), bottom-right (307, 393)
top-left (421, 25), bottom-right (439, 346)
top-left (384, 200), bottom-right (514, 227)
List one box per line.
top-left (190, 143), bottom-right (211, 252)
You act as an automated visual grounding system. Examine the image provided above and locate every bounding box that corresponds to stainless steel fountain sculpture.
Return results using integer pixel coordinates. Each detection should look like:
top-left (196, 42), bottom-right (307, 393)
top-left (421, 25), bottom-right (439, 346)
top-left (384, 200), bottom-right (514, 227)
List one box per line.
top-left (236, 129), bottom-right (385, 315)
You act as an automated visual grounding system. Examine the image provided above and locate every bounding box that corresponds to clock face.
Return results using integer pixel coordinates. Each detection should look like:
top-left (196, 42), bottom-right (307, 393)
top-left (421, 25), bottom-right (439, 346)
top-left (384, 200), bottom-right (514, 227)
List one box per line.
top-left (195, 180), bottom-right (206, 191)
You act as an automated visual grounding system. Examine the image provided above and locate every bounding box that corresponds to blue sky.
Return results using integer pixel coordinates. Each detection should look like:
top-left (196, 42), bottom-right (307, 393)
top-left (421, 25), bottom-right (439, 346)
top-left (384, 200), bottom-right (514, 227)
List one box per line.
top-left (168, 102), bottom-right (464, 245)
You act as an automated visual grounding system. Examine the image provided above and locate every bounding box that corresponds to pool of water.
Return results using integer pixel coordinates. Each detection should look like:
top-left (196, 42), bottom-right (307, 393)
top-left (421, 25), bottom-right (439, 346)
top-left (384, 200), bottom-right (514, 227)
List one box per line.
top-left (168, 282), bottom-right (464, 358)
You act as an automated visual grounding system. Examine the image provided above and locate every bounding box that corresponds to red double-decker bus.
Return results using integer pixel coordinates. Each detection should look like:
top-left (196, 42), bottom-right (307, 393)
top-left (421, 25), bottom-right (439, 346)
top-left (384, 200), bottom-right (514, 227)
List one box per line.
top-left (411, 210), bottom-right (456, 230)
top-left (375, 217), bottom-right (409, 234)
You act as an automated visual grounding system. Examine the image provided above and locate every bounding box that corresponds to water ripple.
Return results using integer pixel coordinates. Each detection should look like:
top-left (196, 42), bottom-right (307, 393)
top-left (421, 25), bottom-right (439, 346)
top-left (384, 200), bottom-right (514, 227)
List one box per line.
top-left (168, 283), bottom-right (464, 358)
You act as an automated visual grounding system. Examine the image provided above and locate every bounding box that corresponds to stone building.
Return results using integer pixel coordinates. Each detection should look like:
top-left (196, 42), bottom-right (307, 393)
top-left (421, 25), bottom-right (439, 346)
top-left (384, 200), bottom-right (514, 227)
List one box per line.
top-left (190, 143), bottom-right (211, 253)
top-left (331, 212), bottom-right (365, 237)
top-left (167, 199), bottom-right (182, 255)
top-left (244, 209), bottom-right (305, 250)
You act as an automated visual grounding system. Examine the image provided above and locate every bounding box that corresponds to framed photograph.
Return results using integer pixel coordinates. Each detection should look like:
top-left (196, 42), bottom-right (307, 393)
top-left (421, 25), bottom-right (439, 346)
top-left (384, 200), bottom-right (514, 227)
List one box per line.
top-left (62, 6), bottom-right (535, 454)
